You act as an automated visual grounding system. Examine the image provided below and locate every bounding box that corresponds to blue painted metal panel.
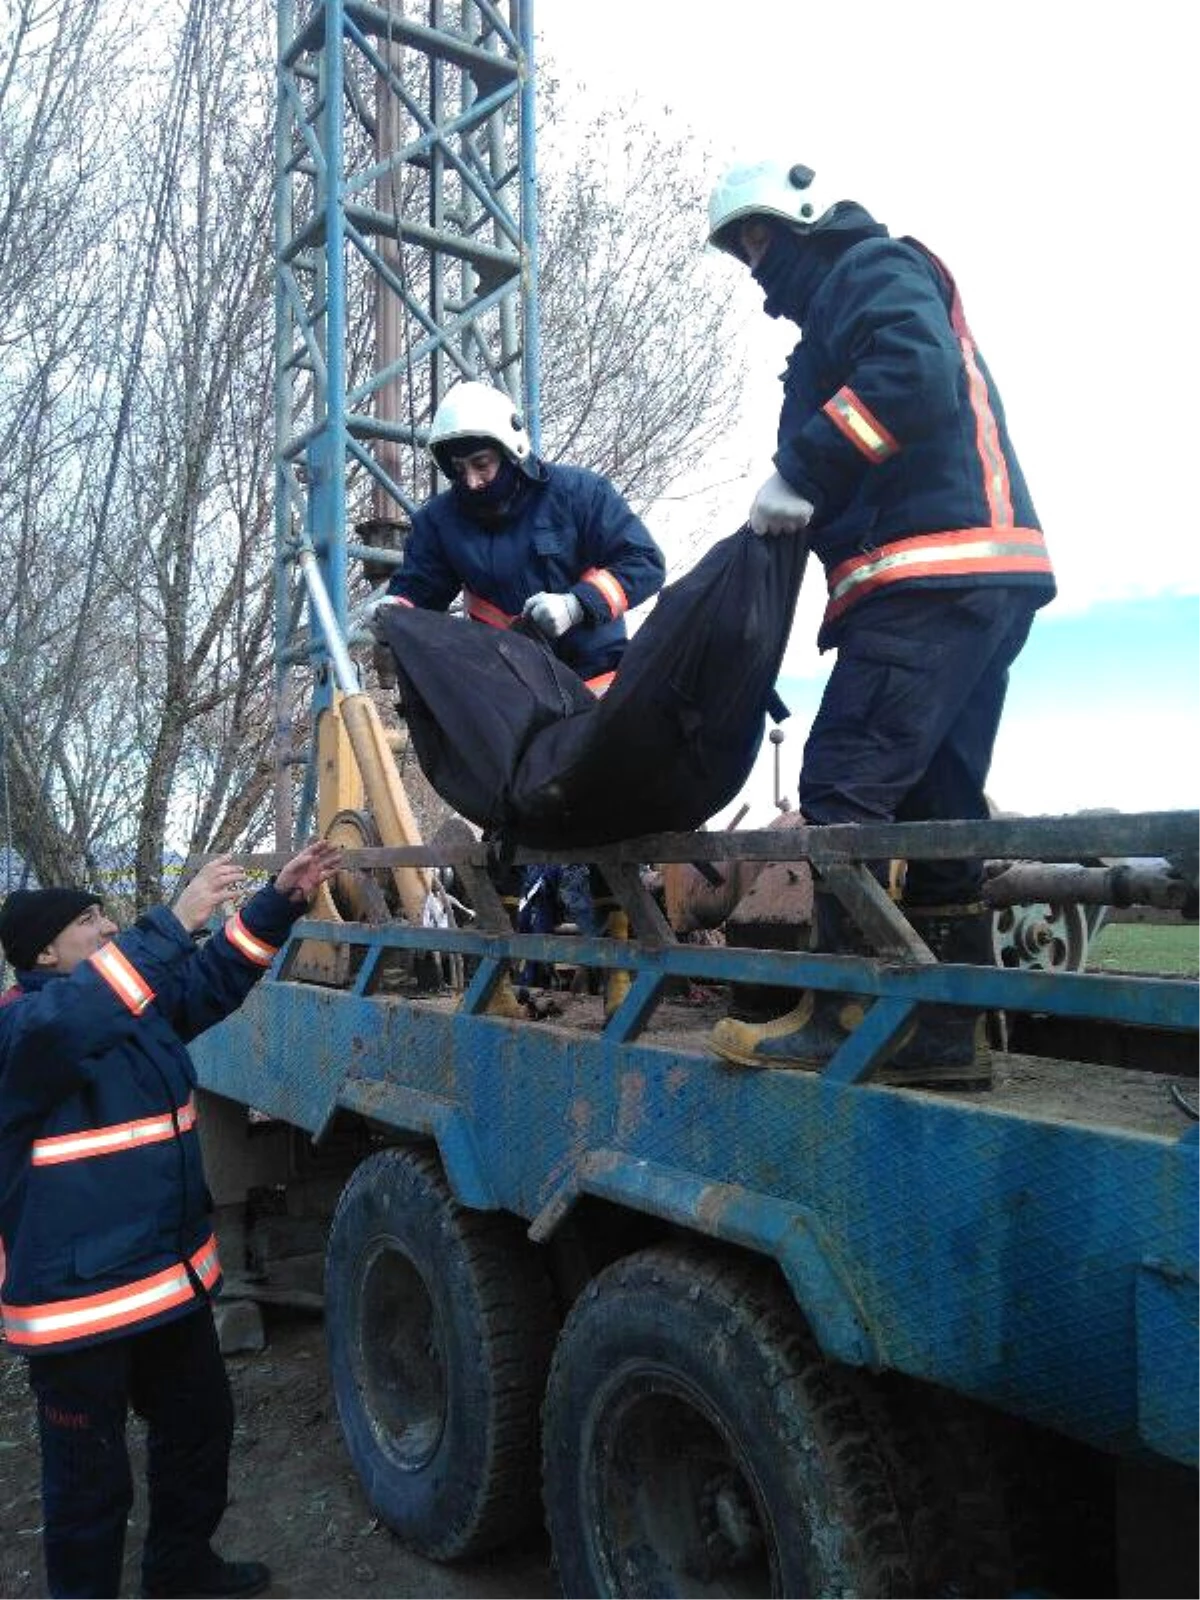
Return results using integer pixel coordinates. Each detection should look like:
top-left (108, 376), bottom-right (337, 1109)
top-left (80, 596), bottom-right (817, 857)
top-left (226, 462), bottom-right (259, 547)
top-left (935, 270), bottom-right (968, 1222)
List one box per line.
top-left (1135, 1260), bottom-right (1199, 1461)
top-left (194, 956), bottom-right (1199, 1467)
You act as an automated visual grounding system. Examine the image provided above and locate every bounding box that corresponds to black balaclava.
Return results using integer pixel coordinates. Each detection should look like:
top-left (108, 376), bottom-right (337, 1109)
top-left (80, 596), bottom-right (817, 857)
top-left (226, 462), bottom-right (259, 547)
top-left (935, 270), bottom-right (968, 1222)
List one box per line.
top-left (451, 453), bottom-right (528, 525)
top-left (752, 202), bottom-right (888, 327)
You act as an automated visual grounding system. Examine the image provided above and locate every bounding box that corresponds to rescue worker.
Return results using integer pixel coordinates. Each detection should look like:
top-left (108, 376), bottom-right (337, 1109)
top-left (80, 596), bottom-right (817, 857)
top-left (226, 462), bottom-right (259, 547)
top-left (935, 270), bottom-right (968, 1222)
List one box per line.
top-left (0, 840), bottom-right (342, 1599)
top-left (376, 379), bottom-right (667, 1013)
top-left (380, 379), bottom-right (665, 691)
top-left (704, 159), bottom-right (1056, 1085)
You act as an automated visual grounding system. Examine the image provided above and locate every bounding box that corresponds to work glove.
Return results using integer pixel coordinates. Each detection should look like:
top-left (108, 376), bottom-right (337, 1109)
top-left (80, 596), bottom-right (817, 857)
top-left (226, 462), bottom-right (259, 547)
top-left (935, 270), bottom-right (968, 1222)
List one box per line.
top-left (749, 471), bottom-right (815, 537)
top-left (522, 591), bottom-right (584, 638)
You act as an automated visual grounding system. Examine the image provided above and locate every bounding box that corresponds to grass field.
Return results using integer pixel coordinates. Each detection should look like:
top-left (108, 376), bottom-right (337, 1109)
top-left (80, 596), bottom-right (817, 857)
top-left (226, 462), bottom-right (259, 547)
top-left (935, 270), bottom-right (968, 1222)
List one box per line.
top-left (1088, 920), bottom-right (1199, 977)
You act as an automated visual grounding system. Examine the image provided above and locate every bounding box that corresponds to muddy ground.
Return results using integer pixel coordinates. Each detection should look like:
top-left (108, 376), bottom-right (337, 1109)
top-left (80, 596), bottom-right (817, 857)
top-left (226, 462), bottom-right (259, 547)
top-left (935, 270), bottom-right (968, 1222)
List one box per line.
top-left (0, 1309), bottom-right (559, 1600)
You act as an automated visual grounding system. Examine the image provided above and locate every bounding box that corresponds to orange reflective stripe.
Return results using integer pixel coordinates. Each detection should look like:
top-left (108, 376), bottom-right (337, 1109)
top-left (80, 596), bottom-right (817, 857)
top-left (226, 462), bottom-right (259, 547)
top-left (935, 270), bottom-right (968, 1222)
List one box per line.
top-left (224, 912), bottom-right (277, 968)
top-left (580, 567), bottom-right (628, 619)
top-left (823, 386), bottom-right (900, 463)
top-left (958, 334), bottom-right (1014, 526)
top-left (463, 591), bottom-right (516, 630)
top-left (31, 1097), bottom-right (197, 1167)
top-left (824, 527), bottom-right (1053, 624)
top-left (1, 1235), bottom-right (221, 1349)
top-left (584, 671), bottom-right (616, 697)
top-left (88, 943), bottom-right (155, 1015)
top-left (916, 245), bottom-right (1015, 528)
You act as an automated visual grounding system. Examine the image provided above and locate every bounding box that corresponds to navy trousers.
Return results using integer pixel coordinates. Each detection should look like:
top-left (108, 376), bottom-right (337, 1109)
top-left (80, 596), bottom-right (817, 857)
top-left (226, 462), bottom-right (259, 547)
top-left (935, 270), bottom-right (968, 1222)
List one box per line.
top-left (799, 587), bottom-right (1038, 907)
top-left (27, 1305), bottom-right (234, 1599)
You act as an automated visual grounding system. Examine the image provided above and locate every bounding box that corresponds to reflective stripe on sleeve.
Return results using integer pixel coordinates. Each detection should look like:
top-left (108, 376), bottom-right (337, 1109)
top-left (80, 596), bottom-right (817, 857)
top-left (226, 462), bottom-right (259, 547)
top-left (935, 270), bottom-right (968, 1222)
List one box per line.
top-left (88, 943), bottom-right (155, 1015)
top-left (224, 912), bottom-right (278, 968)
top-left (31, 1097), bottom-right (197, 1167)
top-left (823, 386), bottom-right (900, 463)
top-left (1, 1235), bottom-right (221, 1349)
top-left (579, 568), bottom-right (628, 619)
top-left (583, 671), bottom-right (616, 697)
top-left (824, 527), bottom-right (1053, 624)
top-left (463, 591), bottom-right (516, 630)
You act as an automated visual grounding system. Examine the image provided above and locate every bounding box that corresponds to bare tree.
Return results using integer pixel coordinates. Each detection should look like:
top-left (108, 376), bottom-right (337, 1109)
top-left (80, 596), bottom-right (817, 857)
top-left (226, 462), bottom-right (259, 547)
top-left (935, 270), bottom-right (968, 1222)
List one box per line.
top-left (2, 3), bottom-right (746, 908)
top-left (0, 0), bottom-right (141, 890)
top-left (537, 99), bottom-right (745, 507)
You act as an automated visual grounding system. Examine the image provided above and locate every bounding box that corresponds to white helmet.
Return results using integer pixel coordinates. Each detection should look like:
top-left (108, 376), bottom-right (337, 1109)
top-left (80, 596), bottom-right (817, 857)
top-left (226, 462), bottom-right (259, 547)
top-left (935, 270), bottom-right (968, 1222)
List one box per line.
top-left (427, 381), bottom-right (533, 477)
top-left (707, 160), bottom-right (843, 260)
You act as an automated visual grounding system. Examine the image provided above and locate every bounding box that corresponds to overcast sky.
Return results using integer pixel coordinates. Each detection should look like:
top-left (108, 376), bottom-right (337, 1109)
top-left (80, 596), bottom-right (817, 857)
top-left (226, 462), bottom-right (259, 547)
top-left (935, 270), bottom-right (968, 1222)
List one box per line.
top-left (536, 0), bottom-right (1198, 822)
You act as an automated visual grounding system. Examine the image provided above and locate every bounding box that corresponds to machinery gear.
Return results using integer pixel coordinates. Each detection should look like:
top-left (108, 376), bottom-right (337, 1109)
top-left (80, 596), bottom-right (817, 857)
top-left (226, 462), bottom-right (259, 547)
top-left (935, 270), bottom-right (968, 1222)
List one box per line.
top-left (706, 159), bottom-right (850, 260)
top-left (427, 380), bottom-right (534, 478)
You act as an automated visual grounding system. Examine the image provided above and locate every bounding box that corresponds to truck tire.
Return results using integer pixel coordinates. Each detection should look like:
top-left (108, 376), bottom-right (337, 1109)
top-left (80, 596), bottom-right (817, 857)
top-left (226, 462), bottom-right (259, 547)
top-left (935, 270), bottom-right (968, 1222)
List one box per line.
top-left (858, 1377), bottom-right (1016, 1597)
top-left (542, 1243), bottom-right (913, 1598)
top-left (324, 1143), bottom-right (557, 1559)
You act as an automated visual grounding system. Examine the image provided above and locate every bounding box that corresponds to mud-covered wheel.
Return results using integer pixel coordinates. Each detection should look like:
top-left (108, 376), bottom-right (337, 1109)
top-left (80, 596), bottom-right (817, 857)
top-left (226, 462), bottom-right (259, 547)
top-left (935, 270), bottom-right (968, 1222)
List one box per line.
top-left (542, 1243), bottom-right (913, 1598)
top-left (858, 1376), bottom-right (1016, 1597)
top-left (325, 1144), bottom-right (557, 1558)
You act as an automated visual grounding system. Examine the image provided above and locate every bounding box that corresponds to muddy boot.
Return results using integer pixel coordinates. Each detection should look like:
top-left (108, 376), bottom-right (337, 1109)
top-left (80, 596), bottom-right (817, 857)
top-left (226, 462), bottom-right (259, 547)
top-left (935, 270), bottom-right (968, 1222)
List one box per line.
top-left (877, 905), bottom-right (994, 1089)
top-left (710, 893), bottom-right (884, 1070)
top-left (711, 987), bottom-right (870, 1069)
top-left (603, 909), bottom-right (632, 1018)
top-left (143, 1556), bottom-right (270, 1599)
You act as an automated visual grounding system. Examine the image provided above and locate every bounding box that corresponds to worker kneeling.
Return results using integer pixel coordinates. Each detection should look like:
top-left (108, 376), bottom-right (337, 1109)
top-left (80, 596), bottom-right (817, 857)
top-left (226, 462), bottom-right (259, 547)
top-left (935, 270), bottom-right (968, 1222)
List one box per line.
top-left (373, 379), bottom-right (665, 1021)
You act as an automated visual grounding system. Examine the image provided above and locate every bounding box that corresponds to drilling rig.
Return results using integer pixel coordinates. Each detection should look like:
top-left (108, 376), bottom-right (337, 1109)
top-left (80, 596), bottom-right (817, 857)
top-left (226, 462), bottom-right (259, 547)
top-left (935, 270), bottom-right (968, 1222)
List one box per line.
top-left (190, 4), bottom-right (1199, 1595)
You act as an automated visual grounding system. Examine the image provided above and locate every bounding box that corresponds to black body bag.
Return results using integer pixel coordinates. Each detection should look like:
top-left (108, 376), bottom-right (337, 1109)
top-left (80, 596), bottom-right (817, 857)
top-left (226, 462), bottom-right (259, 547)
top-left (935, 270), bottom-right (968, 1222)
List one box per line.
top-left (378, 525), bottom-right (807, 849)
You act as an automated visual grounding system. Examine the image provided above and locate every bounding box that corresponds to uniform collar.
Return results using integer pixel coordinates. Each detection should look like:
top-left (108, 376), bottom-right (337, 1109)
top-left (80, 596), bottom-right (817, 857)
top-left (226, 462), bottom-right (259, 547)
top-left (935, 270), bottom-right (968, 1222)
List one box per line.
top-left (752, 210), bottom-right (889, 328)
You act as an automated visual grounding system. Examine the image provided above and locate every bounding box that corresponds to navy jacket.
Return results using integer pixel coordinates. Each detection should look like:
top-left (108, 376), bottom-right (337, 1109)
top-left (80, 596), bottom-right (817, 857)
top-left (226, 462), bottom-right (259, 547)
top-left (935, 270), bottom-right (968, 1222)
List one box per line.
top-left (771, 234), bottom-right (1056, 648)
top-left (0, 883), bottom-right (302, 1353)
top-left (388, 461), bottom-right (665, 683)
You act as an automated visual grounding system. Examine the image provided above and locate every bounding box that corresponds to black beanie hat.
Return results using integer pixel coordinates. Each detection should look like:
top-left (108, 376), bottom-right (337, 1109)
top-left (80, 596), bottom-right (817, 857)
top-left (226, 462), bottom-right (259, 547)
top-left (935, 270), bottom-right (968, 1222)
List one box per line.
top-left (0, 888), bottom-right (103, 971)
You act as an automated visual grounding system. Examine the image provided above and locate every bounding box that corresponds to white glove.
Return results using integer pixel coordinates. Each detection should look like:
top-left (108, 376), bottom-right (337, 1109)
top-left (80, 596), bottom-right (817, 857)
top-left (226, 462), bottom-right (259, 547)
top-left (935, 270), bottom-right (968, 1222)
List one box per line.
top-left (522, 591), bottom-right (584, 638)
top-left (749, 471), bottom-right (815, 537)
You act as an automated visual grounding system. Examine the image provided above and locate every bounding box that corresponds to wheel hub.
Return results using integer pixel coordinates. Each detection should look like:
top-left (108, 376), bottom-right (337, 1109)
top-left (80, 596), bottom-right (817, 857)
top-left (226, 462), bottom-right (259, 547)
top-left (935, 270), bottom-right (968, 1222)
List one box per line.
top-left (700, 1472), bottom-right (765, 1571)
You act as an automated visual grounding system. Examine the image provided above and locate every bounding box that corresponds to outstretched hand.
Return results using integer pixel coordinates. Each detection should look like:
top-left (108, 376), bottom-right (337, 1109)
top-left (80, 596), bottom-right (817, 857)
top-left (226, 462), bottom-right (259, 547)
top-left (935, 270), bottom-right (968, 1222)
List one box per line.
top-left (173, 855), bottom-right (247, 933)
top-left (274, 839), bottom-right (344, 903)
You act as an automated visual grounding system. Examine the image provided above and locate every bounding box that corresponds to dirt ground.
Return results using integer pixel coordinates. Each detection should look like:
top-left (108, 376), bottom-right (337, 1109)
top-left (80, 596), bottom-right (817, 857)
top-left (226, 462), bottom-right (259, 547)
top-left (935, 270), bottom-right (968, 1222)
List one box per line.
top-left (0, 1309), bottom-right (559, 1600)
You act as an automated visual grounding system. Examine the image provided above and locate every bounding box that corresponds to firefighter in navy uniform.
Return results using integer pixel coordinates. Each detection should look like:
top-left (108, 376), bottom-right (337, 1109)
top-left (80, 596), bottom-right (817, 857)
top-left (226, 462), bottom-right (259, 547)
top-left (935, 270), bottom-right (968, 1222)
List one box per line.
top-left (705, 159), bottom-right (1057, 1086)
top-left (377, 379), bottom-right (667, 1014)
top-left (380, 379), bottom-right (665, 693)
top-left (0, 842), bottom-right (341, 1599)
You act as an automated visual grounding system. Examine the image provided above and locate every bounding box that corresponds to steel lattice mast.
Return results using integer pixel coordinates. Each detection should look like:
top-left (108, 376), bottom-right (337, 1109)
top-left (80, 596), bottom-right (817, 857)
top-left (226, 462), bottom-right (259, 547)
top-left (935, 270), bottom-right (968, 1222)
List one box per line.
top-left (272, 0), bottom-right (537, 843)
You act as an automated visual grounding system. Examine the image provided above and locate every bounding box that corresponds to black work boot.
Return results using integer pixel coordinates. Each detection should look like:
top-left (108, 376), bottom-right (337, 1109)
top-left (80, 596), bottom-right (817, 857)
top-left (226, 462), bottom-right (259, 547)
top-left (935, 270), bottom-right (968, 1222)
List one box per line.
top-left (143, 1554), bottom-right (270, 1598)
top-left (877, 905), bottom-right (995, 1089)
top-left (711, 892), bottom-right (891, 1069)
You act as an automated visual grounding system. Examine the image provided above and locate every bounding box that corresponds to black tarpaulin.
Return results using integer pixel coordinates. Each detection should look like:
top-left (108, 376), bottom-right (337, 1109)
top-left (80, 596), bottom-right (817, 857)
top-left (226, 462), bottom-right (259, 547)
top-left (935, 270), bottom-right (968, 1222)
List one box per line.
top-left (378, 525), bottom-right (808, 848)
